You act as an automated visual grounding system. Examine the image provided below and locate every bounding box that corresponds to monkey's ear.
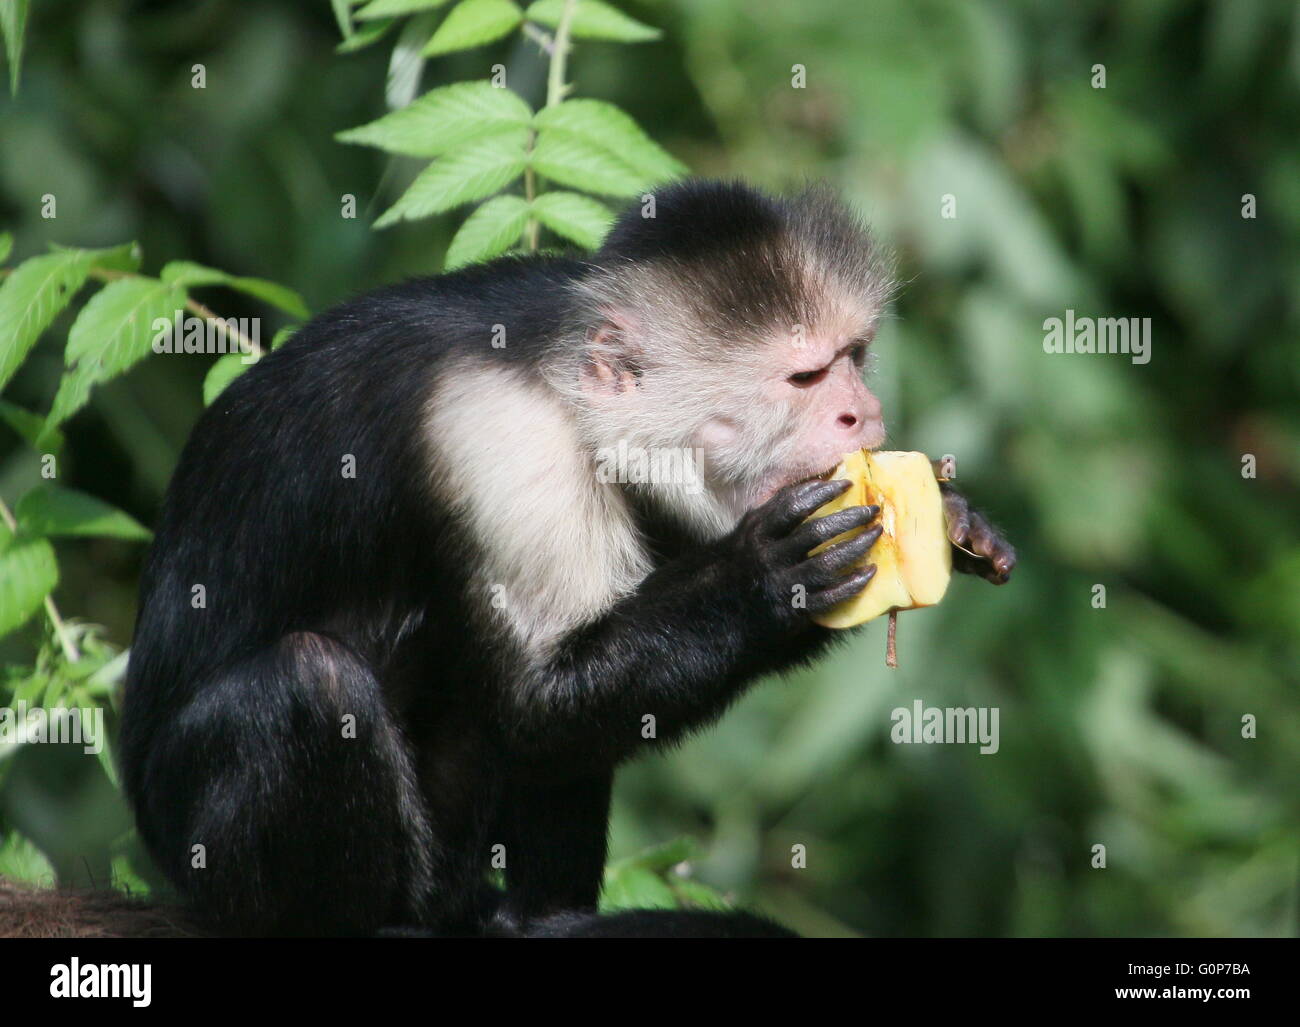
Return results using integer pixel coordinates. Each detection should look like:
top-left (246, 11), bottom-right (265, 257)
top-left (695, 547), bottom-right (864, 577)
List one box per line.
top-left (580, 316), bottom-right (641, 397)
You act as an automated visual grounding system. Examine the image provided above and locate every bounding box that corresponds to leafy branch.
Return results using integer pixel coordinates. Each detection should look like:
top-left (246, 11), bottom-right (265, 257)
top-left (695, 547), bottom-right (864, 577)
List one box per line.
top-left (333, 0), bottom-right (687, 266)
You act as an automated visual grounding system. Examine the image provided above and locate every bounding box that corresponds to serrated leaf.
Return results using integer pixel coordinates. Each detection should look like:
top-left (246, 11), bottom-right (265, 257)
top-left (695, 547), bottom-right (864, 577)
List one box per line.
top-left (535, 99), bottom-right (686, 183)
top-left (45, 277), bottom-right (187, 430)
top-left (374, 135), bottom-right (528, 227)
top-left (531, 190), bottom-right (612, 249)
top-left (0, 399), bottom-right (62, 451)
top-left (0, 832), bottom-right (55, 885)
top-left (15, 485), bottom-right (150, 541)
top-left (336, 16), bottom-right (397, 53)
top-left (159, 261), bottom-right (309, 319)
top-left (531, 131), bottom-right (646, 197)
top-left (525, 0), bottom-right (658, 42)
top-left (203, 352), bottom-right (254, 406)
top-left (337, 80), bottom-right (532, 158)
top-left (0, 250), bottom-right (96, 393)
top-left (0, 230), bottom-right (12, 263)
top-left (355, 0), bottom-right (453, 20)
top-left (444, 194), bottom-right (530, 269)
top-left (424, 0), bottom-right (522, 56)
top-left (0, 533), bottom-right (57, 638)
top-left (0, 0), bottom-right (29, 94)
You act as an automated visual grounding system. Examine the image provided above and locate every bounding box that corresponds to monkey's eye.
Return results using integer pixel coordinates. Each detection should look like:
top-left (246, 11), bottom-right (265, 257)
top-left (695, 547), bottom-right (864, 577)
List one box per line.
top-left (787, 367), bottom-right (828, 386)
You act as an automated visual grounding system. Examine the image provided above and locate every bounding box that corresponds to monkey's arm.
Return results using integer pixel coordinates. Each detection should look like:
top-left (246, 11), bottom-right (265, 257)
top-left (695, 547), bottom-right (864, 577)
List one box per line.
top-left (501, 480), bottom-right (880, 763)
top-left (939, 483), bottom-right (1016, 585)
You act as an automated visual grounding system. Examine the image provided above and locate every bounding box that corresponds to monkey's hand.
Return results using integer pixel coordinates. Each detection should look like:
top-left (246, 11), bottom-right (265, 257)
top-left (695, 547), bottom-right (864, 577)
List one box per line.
top-left (733, 479), bottom-right (882, 623)
top-left (939, 484), bottom-right (1016, 585)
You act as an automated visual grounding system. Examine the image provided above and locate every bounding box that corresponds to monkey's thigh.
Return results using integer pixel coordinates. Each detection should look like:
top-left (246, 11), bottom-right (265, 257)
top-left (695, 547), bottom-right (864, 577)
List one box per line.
top-left (143, 631), bottom-right (433, 934)
top-left (495, 769), bottom-right (614, 921)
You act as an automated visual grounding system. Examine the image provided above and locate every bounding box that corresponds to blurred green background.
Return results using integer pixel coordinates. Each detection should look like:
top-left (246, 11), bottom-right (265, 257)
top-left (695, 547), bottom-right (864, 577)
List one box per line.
top-left (1, 0), bottom-right (1297, 936)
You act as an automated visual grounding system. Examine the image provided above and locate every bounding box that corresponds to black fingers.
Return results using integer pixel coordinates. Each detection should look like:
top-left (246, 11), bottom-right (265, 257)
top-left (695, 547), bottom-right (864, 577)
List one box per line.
top-left (942, 485), bottom-right (1017, 585)
top-left (758, 479), bottom-right (851, 539)
top-left (779, 503), bottom-right (880, 562)
top-left (942, 486), bottom-right (971, 546)
top-left (791, 524), bottom-right (882, 590)
top-left (967, 511), bottom-right (1016, 583)
top-left (804, 565), bottom-right (878, 613)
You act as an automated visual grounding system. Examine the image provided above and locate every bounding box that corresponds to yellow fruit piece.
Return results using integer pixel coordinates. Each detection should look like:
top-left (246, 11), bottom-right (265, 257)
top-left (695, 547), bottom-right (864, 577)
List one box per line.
top-left (808, 450), bottom-right (952, 629)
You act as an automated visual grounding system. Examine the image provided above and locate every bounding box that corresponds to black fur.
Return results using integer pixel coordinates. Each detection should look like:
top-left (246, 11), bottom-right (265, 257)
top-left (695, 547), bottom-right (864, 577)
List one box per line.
top-left (120, 181), bottom-right (872, 937)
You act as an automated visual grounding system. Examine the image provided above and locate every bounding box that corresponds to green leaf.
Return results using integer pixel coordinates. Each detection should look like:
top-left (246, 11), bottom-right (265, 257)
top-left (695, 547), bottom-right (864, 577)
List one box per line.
top-left (0, 398), bottom-right (62, 451)
top-left (0, 0), bottom-right (29, 94)
top-left (374, 135), bottom-right (528, 227)
top-left (15, 485), bottom-right (151, 541)
top-left (0, 230), bottom-right (12, 263)
top-left (444, 194), bottom-right (530, 269)
top-left (0, 832), bottom-right (55, 885)
top-left (159, 261), bottom-right (309, 319)
top-left (0, 532), bottom-right (57, 638)
top-left (45, 277), bottom-right (188, 430)
top-left (530, 131), bottom-right (645, 197)
top-left (330, 0), bottom-right (355, 39)
top-left (531, 190), bottom-right (613, 249)
top-left (534, 99), bottom-right (686, 183)
top-left (669, 877), bottom-right (732, 912)
top-left (0, 250), bottom-right (96, 393)
top-left (337, 81), bottom-right (532, 158)
top-left (612, 837), bottom-right (701, 872)
top-left (525, 0), bottom-right (659, 42)
top-left (336, 16), bottom-right (397, 53)
top-left (203, 351), bottom-right (255, 406)
top-left (424, 0), bottom-right (522, 56)
top-left (600, 865), bottom-right (679, 912)
top-left (355, 0), bottom-right (453, 20)
top-left (50, 240), bottom-right (143, 273)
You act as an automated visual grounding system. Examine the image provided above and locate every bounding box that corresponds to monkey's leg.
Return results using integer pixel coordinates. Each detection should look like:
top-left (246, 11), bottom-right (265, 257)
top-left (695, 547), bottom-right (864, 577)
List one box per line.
top-left (130, 631), bottom-right (434, 935)
top-left (494, 770), bottom-right (613, 926)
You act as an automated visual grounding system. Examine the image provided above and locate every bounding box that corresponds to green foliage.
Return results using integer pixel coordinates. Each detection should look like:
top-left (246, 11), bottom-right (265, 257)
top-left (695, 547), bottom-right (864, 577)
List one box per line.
top-left (423, 0), bottom-right (523, 57)
top-left (14, 486), bottom-right (150, 542)
top-left (0, 0), bottom-right (27, 94)
top-left (525, 0), bottom-right (658, 42)
top-left (335, 0), bottom-right (682, 261)
top-left (601, 839), bottom-right (732, 913)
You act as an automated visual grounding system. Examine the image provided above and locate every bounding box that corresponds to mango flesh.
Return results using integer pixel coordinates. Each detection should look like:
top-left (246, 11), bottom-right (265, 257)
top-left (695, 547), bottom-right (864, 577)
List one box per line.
top-left (808, 450), bottom-right (952, 629)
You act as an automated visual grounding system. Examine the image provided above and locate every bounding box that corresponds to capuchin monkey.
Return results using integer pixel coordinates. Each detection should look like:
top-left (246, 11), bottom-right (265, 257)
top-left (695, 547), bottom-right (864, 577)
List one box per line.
top-left (119, 180), bottom-right (1015, 937)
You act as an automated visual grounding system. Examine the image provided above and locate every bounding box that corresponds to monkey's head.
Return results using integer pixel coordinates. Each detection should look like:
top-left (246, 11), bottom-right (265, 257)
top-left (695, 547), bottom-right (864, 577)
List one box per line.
top-left (552, 180), bottom-right (896, 539)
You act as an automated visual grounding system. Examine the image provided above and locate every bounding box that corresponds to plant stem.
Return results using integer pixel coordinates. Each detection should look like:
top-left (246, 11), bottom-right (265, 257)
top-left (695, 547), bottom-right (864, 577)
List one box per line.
top-left (0, 496), bottom-right (80, 662)
top-left (524, 0), bottom-right (580, 251)
top-left (546, 0), bottom-right (578, 110)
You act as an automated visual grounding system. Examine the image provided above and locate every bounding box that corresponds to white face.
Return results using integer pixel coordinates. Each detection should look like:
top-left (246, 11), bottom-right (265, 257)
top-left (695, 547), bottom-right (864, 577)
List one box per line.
top-left (695, 331), bottom-right (885, 514)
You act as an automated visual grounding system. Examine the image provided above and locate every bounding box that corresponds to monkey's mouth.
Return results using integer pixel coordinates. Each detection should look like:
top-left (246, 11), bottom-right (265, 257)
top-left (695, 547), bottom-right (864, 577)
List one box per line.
top-left (796, 463), bottom-right (844, 487)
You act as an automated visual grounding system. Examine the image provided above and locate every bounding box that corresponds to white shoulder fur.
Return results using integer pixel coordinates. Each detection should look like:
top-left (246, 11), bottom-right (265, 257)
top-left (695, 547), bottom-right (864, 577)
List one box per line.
top-left (423, 357), bottom-right (652, 656)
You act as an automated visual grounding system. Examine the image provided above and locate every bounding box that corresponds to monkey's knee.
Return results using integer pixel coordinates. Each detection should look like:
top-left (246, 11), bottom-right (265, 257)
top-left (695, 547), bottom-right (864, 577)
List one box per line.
top-left (137, 633), bottom-right (431, 934)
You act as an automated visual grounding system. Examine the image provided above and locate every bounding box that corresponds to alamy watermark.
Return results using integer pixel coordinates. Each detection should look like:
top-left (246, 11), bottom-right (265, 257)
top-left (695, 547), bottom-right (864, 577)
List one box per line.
top-left (152, 311), bottom-right (261, 363)
top-left (1043, 309), bottom-right (1151, 365)
top-left (0, 701), bottom-right (104, 755)
top-left (891, 700), bottom-right (999, 755)
top-left (595, 441), bottom-right (706, 494)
